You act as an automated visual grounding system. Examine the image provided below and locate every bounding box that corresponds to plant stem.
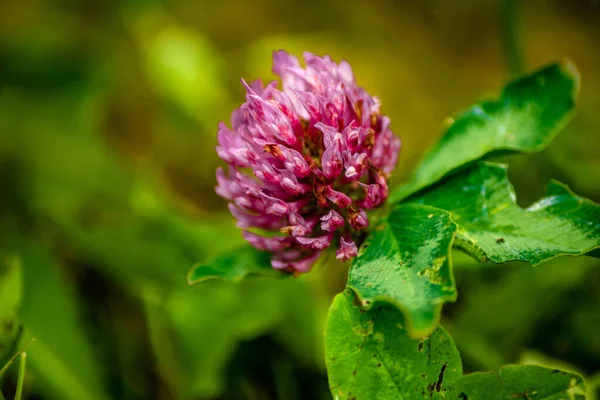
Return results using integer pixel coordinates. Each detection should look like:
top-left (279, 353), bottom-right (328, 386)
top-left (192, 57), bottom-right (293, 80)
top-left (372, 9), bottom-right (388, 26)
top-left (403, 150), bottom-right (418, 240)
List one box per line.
top-left (0, 355), bottom-right (18, 379)
top-left (501, 0), bottom-right (524, 76)
top-left (14, 353), bottom-right (26, 400)
top-left (0, 339), bottom-right (35, 379)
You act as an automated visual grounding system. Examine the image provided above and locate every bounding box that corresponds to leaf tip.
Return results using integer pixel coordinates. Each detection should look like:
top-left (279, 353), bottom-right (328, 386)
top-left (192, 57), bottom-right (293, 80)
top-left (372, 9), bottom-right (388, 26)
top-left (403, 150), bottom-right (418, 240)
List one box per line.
top-left (558, 57), bottom-right (580, 80)
top-left (186, 263), bottom-right (203, 285)
top-left (558, 58), bottom-right (581, 98)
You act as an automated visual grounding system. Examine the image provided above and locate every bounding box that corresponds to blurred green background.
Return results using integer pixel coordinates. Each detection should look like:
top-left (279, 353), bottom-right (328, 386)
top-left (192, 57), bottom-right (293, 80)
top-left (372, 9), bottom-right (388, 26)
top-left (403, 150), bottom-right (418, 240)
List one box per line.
top-left (0, 0), bottom-right (599, 399)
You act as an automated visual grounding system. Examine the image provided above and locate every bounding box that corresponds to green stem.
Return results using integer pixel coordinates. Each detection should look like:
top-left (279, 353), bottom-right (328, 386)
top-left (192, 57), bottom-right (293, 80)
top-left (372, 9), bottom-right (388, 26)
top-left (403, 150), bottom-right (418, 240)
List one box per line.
top-left (14, 353), bottom-right (26, 400)
top-left (501, 0), bottom-right (524, 76)
top-left (0, 339), bottom-right (35, 379)
top-left (0, 354), bottom-right (18, 379)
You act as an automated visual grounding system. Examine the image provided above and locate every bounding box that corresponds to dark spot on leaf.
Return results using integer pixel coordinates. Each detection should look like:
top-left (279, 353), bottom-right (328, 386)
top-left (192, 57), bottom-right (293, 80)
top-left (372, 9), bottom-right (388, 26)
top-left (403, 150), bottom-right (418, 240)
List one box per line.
top-left (422, 373), bottom-right (427, 379)
top-left (459, 393), bottom-right (468, 400)
top-left (372, 354), bottom-right (376, 358)
top-left (496, 237), bottom-right (505, 243)
top-left (427, 383), bottom-right (435, 394)
top-left (352, 292), bottom-right (363, 308)
top-left (418, 341), bottom-right (424, 352)
top-left (2, 320), bottom-right (14, 332)
top-left (352, 369), bottom-right (357, 377)
top-left (435, 363), bottom-right (447, 392)
top-left (377, 363), bottom-right (382, 368)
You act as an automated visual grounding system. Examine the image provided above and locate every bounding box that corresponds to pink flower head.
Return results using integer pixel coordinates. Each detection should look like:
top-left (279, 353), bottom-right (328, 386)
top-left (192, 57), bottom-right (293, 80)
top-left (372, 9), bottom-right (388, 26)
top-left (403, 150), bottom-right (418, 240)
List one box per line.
top-left (216, 51), bottom-right (401, 274)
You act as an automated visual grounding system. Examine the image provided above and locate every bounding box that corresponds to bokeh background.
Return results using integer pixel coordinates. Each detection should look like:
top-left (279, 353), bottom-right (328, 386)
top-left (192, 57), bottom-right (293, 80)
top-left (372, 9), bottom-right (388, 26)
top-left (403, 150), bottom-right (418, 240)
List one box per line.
top-left (0, 0), bottom-right (599, 399)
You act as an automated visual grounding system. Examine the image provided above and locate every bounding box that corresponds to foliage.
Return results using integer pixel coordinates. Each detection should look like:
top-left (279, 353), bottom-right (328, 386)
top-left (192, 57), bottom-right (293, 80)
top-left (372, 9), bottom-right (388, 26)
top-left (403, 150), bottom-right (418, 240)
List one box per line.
top-left (347, 204), bottom-right (457, 337)
top-left (406, 162), bottom-right (600, 265)
top-left (389, 61), bottom-right (579, 202)
top-left (1, 2), bottom-right (600, 400)
top-left (190, 60), bottom-right (599, 398)
top-left (326, 290), bottom-right (586, 400)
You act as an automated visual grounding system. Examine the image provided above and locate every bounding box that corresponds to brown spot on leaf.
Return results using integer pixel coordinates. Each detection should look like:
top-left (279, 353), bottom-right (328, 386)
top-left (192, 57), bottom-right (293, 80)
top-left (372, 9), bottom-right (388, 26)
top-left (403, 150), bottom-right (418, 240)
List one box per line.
top-left (435, 363), bottom-right (447, 392)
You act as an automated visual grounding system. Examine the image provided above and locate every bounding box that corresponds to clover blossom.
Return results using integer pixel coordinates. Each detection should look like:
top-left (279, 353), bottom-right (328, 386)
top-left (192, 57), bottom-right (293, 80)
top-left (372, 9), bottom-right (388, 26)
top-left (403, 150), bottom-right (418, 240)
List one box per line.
top-left (216, 50), bottom-right (400, 273)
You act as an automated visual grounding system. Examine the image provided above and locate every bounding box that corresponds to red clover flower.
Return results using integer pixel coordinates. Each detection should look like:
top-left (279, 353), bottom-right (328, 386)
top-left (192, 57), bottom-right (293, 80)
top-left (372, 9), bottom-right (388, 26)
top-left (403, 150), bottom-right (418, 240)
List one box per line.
top-left (216, 51), bottom-right (401, 274)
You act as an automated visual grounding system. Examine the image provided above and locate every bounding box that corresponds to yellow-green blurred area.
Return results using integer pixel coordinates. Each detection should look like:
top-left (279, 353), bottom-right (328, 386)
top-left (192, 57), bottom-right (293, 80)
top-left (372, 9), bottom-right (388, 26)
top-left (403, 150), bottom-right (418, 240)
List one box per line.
top-left (0, 0), bottom-right (599, 399)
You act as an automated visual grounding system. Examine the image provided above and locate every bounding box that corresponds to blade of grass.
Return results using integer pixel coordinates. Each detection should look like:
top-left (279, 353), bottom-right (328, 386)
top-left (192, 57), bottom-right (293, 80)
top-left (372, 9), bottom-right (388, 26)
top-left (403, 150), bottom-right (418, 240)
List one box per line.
top-left (501, 0), bottom-right (524, 76)
top-left (0, 340), bottom-right (34, 379)
top-left (14, 353), bottom-right (26, 400)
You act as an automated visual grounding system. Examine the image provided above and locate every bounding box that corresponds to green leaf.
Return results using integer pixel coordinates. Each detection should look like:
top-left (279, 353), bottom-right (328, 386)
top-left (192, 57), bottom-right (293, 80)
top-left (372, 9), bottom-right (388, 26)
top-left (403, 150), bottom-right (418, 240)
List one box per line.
top-left (325, 290), bottom-right (462, 400)
top-left (347, 204), bottom-right (457, 337)
top-left (0, 254), bottom-right (22, 363)
top-left (454, 365), bottom-right (586, 400)
top-left (325, 291), bottom-right (588, 400)
top-left (390, 60), bottom-right (580, 202)
top-left (15, 240), bottom-right (110, 400)
top-left (188, 245), bottom-right (281, 284)
top-left (407, 162), bottom-right (600, 265)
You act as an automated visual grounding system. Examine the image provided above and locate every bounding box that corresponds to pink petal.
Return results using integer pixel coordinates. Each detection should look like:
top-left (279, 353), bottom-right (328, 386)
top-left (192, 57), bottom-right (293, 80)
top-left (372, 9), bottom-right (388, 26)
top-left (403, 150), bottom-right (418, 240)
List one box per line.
top-left (336, 237), bottom-right (358, 261)
top-left (320, 210), bottom-right (345, 232)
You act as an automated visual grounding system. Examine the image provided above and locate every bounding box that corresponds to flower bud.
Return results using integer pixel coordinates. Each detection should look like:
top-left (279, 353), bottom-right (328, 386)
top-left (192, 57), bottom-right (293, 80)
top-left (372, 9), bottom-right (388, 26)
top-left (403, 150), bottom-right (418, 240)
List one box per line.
top-left (216, 51), bottom-right (401, 273)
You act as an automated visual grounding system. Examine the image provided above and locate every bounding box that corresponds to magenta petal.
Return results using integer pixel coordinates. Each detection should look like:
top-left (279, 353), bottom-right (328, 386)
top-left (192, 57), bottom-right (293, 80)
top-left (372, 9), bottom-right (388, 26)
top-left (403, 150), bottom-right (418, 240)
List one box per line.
top-left (325, 187), bottom-right (352, 208)
top-left (336, 237), bottom-right (358, 261)
top-left (359, 183), bottom-right (380, 208)
top-left (350, 209), bottom-right (369, 230)
top-left (216, 123), bottom-right (253, 167)
top-left (321, 148), bottom-right (343, 179)
top-left (272, 251), bottom-right (321, 273)
top-left (296, 234), bottom-right (332, 251)
top-left (314, 122), bottom-right (342, 149)
top-left (320, 210), bottom-right (345, 232)
top-left (272, 50), bottom-right (300, 76)
top-left (215, 167), bottom-right (234, 200)
top-left (278, 146), bottom-right (310, 177)
top-left (282, 212), bottom-right (314, 237)
top-left (243, 231), bottom-right (291, 252)
top-left (259, 192), bottom-right (289, 216)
